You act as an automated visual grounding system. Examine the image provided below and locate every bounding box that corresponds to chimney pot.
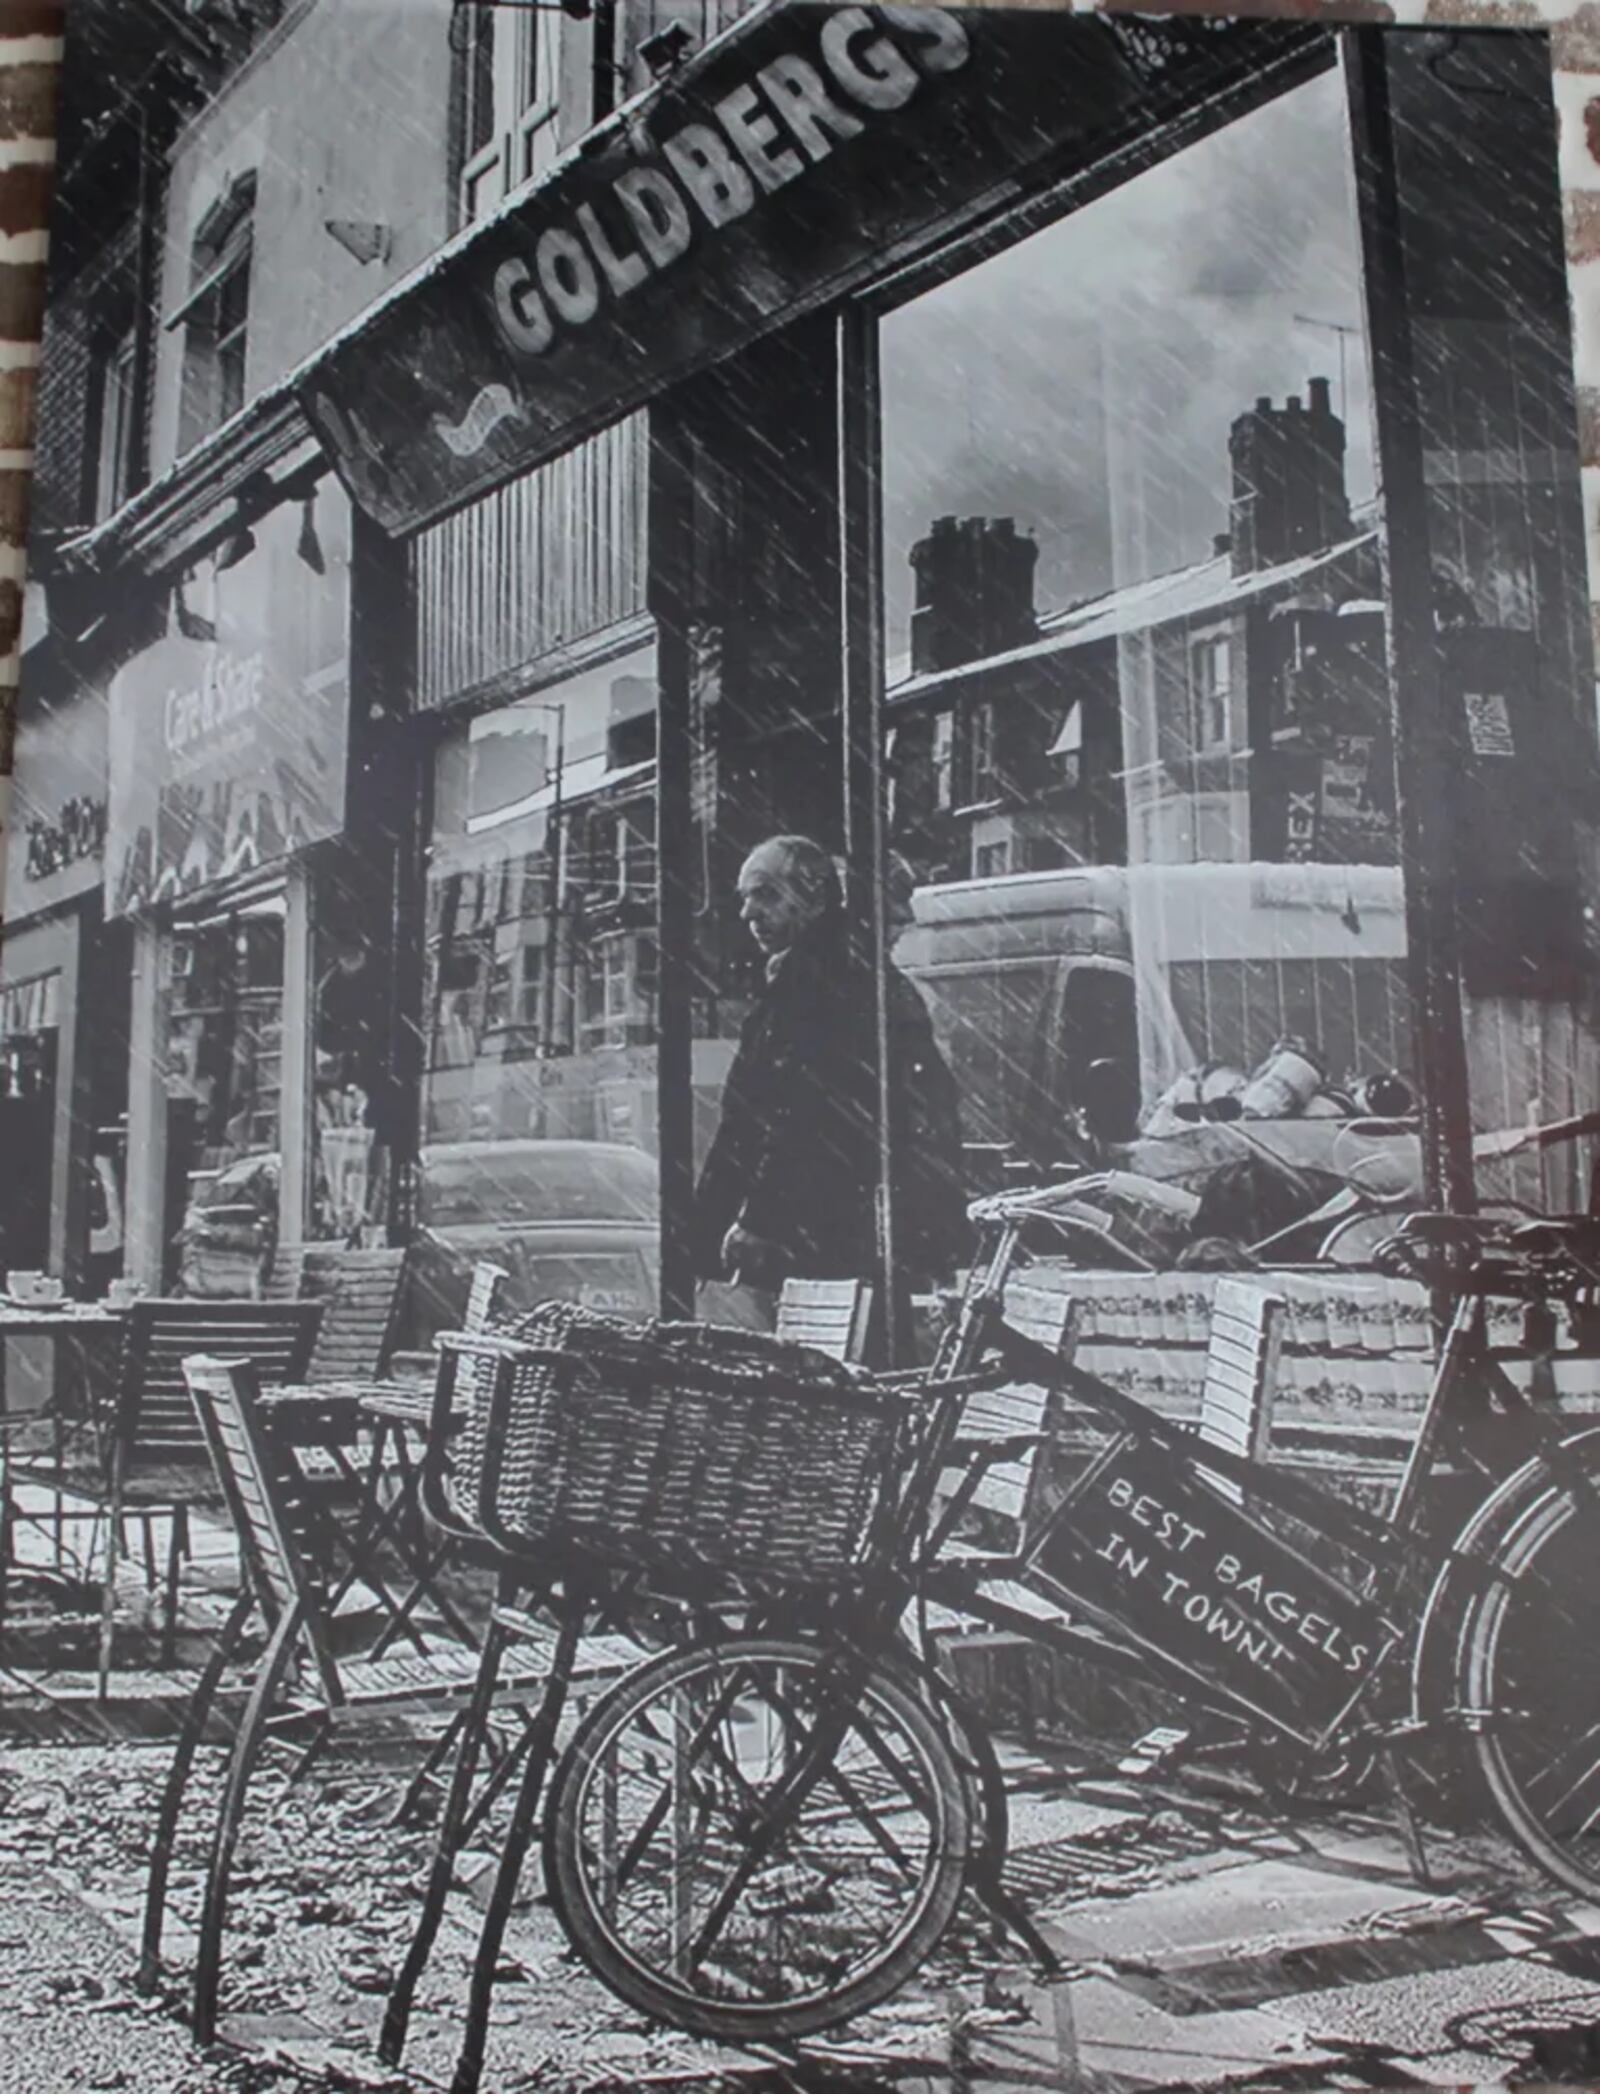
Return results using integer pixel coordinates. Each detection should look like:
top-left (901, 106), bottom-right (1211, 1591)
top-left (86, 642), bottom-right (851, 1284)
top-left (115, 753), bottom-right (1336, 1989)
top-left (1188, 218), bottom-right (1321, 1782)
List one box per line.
top-left (1309, 375), bottom-right (1332, 415)
top-left (1255, 396), bottom-right (1272, 413)
top-left (1288, 395), bottom-right (1303, 414)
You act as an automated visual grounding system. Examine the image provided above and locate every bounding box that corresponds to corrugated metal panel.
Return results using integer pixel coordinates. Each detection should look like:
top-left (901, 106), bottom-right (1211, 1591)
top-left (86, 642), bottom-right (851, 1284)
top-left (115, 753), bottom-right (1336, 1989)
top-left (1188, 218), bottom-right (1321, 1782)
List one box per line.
top-left (413, 414), bottom-right (647, 709)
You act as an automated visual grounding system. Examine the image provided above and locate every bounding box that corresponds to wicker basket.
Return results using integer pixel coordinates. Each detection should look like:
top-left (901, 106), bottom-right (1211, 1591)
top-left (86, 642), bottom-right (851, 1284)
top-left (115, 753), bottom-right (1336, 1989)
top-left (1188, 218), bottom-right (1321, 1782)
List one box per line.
top-left (467, 1302), bottom-right (904, 1587)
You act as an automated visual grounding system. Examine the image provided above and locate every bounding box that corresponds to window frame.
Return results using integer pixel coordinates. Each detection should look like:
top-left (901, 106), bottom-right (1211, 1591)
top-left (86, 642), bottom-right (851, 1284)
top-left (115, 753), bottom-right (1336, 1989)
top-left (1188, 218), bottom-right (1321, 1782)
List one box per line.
top-left (459, 3), bottom-right (561, 224)
top-left (172, 175), bottom-right (256, 450)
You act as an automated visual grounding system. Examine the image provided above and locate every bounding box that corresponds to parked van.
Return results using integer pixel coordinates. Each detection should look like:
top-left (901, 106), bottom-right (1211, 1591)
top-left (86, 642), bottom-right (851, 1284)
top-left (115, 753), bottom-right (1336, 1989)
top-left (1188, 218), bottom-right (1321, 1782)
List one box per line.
top-left (893, 862), bottom-right (1411, 1176)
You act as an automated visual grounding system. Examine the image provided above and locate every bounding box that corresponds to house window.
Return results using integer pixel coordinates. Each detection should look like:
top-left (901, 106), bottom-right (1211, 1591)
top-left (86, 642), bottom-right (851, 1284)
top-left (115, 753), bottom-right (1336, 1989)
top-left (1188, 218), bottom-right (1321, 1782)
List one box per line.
top-left (1191, 633), bottom-right (1233, 752)
top-left (974, 839), bottom-right (1012, 879)
top-left (460, 5), bottom-right (559, 223)
top-left (93, 329), bottom-right (137, 521)
top-left (956, 701), bottom-right (998, 807)
top-left (173, 175), bottom-right (255, 452)
top-left (1049, 701), bottom-right (1084, 789)
top-left (932, 712), bottom-right (955, 811)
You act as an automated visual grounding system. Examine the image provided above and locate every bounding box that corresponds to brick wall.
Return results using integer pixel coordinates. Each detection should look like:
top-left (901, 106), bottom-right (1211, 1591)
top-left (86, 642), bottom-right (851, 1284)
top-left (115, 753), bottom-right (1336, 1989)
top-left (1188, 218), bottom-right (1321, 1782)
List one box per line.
top-left (5, 0), bottom-right (1600, 929)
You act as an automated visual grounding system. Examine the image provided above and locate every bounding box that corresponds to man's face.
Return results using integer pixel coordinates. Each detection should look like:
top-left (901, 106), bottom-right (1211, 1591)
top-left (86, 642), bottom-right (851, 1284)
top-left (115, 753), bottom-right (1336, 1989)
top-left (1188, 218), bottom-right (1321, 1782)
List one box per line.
top-left (738, 847), bottom-right (820, 958)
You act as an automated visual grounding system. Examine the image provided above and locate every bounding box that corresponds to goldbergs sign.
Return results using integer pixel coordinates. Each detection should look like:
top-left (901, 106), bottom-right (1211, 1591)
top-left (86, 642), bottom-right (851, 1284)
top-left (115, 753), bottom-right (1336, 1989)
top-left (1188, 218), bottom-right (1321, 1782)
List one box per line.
top-left (300, 4), bottom-right (1315, 536)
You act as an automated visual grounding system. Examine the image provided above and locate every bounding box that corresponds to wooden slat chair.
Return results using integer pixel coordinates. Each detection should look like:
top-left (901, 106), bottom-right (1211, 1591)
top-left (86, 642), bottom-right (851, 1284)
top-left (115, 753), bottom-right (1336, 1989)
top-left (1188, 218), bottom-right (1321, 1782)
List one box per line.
top-left (18, 1299), bottom-right (326, 1692)
top-left (775, 1277), bottom-right (875, 1363)
top-left (264, 1243), bottom-right (408, 1386)
top-left (143, 1350), bottom-right (643, 2043)
top-left (1194, 1278), bottom-right (1287, 1506)
top-left (937, 1282), bottom-right (1082, 1566)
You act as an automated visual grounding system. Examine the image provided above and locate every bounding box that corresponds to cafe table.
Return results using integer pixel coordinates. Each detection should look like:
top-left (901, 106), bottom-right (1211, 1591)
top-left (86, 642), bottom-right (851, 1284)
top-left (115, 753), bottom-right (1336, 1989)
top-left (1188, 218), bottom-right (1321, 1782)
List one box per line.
top-left (255, 1369), bottom-right (476, 1655)
top-left (0, 1296), bottom-right (129, 1596)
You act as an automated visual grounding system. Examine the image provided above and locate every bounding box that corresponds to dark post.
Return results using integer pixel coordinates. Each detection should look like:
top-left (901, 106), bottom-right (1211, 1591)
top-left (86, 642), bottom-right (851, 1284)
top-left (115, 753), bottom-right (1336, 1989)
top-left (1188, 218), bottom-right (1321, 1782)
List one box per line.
top-left (1347, 29), bottom-right (1599, 1241)
top-left (1345, 33), bottom-right (1477, 1221)
top-left (650, 402), bottom-right (697, 1323)
top-left (838, 306), bottom-right (903, 1365)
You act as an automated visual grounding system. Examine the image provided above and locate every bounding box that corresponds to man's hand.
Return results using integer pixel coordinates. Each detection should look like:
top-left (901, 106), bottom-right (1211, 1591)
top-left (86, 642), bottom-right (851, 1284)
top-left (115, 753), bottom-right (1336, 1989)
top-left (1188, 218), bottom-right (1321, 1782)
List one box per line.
top-left (721, 1223), bottom-right (786, 1286)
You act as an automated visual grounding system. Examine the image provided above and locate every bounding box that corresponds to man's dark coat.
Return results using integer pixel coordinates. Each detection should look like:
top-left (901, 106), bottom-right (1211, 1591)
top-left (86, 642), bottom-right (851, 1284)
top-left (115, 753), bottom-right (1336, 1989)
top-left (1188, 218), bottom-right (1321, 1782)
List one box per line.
top-left (693, 909), bottom-right (965, 1285)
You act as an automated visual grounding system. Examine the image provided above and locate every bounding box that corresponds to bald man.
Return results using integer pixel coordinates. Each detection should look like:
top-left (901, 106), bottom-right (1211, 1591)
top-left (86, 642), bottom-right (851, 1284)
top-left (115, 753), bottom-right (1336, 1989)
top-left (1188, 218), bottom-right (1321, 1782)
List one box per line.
top-left (693, 834), bottom-right (965, 1310)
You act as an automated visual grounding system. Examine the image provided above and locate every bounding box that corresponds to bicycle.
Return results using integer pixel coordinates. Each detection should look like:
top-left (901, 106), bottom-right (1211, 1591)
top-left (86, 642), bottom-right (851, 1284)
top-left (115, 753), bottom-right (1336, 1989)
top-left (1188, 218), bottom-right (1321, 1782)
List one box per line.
top-left (539, 1169), bottom-right (1600, 2044)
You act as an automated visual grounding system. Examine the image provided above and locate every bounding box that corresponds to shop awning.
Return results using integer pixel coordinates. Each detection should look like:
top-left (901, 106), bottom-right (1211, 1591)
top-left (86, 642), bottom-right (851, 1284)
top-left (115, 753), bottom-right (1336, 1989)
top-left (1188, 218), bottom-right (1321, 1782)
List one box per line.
top-left (60, 7), bottom-right (1327, 568)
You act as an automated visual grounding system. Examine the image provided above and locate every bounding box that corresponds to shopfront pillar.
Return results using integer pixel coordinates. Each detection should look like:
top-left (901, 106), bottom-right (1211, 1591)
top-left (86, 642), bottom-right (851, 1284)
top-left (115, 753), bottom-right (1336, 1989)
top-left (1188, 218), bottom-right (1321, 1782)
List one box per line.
top-left (278, 860), bottom-right (316, 1252)
top-left (123, 915), bottom-right (168, 1291)
top-left (1347, 28), bottom-right (1599, 1209)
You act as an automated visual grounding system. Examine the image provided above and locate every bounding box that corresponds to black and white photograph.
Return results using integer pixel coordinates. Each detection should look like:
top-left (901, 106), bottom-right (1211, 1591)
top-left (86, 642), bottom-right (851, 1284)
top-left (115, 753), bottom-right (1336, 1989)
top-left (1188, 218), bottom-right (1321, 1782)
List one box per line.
top-left (6, 1), bottom-right (1600, 2087)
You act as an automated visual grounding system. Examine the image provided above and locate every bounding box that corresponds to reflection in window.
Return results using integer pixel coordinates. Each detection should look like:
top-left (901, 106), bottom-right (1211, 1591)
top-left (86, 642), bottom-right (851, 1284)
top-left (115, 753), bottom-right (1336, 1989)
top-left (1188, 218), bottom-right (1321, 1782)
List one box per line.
top-left (415, 643), bottom-right (661, 1333)
top-left (881, 69), bottom-right (1405, 1172)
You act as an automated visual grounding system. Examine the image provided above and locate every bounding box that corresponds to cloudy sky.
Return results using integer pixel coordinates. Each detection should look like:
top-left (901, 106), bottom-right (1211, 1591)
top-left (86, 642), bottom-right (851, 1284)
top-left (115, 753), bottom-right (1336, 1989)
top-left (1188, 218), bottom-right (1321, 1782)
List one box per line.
top-left (880, 66), bottom-right (1373, 657)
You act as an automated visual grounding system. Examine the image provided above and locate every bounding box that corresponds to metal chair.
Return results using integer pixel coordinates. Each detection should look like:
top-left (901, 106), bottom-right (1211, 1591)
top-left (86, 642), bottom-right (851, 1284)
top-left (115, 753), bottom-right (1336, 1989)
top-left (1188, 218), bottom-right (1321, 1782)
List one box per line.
top-left (142, 1348), bottom-right (638, 2046)
top-left (4, 1298), bottom-right (322, 1691)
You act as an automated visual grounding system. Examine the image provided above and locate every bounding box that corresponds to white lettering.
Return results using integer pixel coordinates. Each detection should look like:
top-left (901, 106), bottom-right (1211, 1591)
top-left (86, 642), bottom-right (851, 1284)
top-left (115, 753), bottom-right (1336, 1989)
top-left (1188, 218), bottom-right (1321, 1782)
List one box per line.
top-left (715, 82), bottom-right (805, 191)
top-left (880, 5), bottom-right (972, 75)
top-left (614, 166), bottom-right (694, 270)
top-left (536, 227), bottom-right (601, 324)
top-left (493, 255), bottom-right (555, 356)
top-left (575, 201), bottom-right (650, 297)
top-left (757, 53), bottom-right (867, 163)
top-left (819, 9), bottom-right (920, 110)
top-left (662, 123), bottom-right (757, 228)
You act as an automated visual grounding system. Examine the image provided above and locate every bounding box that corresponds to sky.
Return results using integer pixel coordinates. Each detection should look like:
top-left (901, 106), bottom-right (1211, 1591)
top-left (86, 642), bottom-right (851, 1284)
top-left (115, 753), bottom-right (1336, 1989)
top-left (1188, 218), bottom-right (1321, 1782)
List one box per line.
top-left (880, 65), bottom-right (1374, 659)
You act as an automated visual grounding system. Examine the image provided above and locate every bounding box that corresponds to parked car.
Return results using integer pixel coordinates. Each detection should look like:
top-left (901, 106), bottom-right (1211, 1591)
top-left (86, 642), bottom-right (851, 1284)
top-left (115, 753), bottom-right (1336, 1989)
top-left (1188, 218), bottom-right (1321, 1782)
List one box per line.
top-left (175, 1151), bottom-right (280, 1298)
top-left (404, 1138), bottom-right (659, 1347)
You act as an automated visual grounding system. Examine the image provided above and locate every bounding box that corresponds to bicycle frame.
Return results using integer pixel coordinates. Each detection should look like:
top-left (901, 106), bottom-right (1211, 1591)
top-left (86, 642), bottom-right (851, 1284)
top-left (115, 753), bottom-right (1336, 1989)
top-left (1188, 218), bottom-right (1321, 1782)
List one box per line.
top-left (874, 1203), bottom-right (1588, 1760)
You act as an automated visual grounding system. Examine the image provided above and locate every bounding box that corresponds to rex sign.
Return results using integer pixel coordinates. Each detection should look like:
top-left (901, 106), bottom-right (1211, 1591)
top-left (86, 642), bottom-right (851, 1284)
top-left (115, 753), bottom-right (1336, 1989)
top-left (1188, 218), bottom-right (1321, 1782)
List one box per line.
top-left (300, 4), bottom-right (1317, 535)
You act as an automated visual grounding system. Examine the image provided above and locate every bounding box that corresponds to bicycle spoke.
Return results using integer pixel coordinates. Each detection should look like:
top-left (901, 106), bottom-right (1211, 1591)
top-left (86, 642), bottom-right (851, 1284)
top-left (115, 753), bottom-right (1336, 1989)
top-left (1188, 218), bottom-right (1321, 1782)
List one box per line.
top-left (761, 1677), bottom-right (926, 1881)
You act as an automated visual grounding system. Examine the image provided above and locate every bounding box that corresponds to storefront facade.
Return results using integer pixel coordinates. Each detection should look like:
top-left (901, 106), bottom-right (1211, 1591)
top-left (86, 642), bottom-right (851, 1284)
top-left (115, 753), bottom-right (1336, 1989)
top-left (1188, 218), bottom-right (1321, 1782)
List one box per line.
top-left (50, 6), bottom-right (1600, 1347)
top-left (102, 479), bottom-right (359, 1290)
top-left (0, 637), bottom-right (131, 1292)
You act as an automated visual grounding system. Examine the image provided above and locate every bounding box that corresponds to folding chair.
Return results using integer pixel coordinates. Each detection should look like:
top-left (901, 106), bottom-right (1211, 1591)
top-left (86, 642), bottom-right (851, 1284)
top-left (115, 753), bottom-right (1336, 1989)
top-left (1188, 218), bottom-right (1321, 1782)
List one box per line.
top-left (144, 1350), bottom-right (641, 2046)
top-left (775, 1276), bottom-right (876, 1362)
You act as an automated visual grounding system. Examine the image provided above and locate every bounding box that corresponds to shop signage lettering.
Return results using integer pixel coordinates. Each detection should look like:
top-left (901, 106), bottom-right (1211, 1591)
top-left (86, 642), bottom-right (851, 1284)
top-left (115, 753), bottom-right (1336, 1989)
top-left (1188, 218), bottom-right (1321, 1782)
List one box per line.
top-left (301, 6), bottom-right (1314, 535)
top-left (1030, 1436), bottom-right (1383, 1738)
top-left (164, 649), bottom-right (266, 759)
top-left (105, 498), bottom-right (353, 917)
top-left (487, 9), bottom-right (970, 369)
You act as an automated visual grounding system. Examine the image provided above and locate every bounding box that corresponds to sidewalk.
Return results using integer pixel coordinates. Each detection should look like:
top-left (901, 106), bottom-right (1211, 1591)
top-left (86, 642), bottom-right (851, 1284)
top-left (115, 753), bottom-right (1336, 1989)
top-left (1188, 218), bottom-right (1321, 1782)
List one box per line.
top-left (5, 1740), bottom-right (1600, 2093)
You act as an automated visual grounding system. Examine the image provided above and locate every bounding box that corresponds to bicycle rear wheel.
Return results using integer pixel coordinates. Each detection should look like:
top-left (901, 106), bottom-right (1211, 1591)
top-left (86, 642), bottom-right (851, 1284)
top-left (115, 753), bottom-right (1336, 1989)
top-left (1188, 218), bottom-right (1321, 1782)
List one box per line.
top-left (543, 1635), bottom-right (972, 2041)
top-left (1456, 1465), bottom-right (1600, 1899)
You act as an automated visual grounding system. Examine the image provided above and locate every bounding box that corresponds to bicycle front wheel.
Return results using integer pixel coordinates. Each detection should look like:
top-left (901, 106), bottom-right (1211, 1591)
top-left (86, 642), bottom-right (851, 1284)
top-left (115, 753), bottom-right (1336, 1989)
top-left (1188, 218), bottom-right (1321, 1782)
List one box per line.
top-left (1456, 1467), bottom-right (1600, 1899)
top-left (543, 1635), bottom-right (972, 2041)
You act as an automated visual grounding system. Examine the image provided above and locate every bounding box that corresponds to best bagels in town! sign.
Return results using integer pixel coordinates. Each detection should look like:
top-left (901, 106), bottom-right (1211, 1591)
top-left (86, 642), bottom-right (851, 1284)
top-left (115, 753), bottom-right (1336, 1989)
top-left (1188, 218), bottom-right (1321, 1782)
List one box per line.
top-left (301, 3), bottom-right (1310, 536)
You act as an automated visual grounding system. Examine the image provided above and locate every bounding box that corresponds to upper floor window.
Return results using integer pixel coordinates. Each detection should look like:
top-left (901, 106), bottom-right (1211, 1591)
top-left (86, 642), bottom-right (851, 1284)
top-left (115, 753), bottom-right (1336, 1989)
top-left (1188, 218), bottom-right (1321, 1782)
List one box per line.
top-left (172, 173), bottom-right (255, 452)
top-left (92, 327), bottom-right (138, 522)
top-left (1191, 631), bottom-right (1233, 753)
top-left (460, 7), bottom-right (559, 223)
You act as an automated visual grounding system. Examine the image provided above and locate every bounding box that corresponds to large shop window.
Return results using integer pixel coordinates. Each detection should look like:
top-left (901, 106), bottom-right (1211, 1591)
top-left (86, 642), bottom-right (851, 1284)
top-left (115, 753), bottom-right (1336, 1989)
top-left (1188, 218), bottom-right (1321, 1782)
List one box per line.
top-left (0, 970), bottom-right (59, 1274)
top-left (417, 639), bottom-right (660, 1342)
top-left (165, 891), bottom-right (284, 1298)
top-left (879, 65), bottom-right (1408, 1205)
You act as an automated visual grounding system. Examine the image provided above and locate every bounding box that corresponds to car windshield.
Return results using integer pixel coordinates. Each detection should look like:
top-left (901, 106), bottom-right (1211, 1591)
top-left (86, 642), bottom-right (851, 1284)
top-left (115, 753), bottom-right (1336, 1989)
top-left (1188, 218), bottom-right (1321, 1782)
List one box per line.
top-left (419, 1147), bottom-right (659, 1228)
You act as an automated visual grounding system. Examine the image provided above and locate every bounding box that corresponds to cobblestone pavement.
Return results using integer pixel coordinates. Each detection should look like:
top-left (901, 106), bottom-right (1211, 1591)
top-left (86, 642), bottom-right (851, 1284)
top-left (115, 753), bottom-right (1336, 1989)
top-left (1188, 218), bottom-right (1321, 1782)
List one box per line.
top-left (8, 1736), bottom-right (1600, 2093)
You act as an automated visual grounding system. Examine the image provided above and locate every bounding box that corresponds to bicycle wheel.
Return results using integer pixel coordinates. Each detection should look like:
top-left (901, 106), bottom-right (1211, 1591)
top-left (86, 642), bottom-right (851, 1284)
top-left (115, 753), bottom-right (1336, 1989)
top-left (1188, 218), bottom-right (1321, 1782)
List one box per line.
top-left (1456, 1466), bottom-right (1600, 1898)
top-left (543, 1635), bottom-right (973, 2041)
